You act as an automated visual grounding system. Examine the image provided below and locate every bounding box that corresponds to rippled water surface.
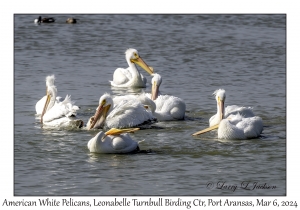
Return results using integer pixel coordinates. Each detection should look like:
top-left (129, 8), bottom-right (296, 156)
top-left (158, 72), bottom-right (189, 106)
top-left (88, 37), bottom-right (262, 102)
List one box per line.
top-left (14, 14), bottom-right (286, 196)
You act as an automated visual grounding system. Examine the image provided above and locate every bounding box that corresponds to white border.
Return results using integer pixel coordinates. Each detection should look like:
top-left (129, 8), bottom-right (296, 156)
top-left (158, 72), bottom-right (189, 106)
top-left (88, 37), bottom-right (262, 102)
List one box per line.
top-left (2, 0), bottom-right (299, 209)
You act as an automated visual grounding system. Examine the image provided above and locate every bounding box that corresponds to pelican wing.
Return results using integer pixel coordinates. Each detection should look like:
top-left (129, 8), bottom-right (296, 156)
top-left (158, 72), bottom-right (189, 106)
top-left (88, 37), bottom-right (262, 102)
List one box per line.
top-left (106, 99), bottom-right (155, 128)
top-left (61, 95), bottom-right (79, 117)
top-left (87, 131), bottom-right (138, 153)
top-left (110, 134), bottom-right (138, 152)
top-left (217, 114), bottom-right (263, 140)
top-left (110, 67), bottom-right (135, 87)
top-left (43, 95), bottom-right (78, 122)
top-left (112, 94), bottom-right (137, 107)
top-left (218, 119), bottom-right (246, 140)
top-left (225, 105), bottom-right (254, 118)
top-left (152, 95), bottom-right (186, 121)
top-left (236, 116), bottom-right (263, 138)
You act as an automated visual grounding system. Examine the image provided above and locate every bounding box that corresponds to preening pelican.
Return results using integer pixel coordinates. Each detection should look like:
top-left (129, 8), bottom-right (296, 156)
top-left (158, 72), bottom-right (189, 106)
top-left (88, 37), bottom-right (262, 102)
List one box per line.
top-left (35, 75), bottom-right (78, 116)
top-left (40, 84), bottom-right (83, 128)
top-left (36, 75), bottom-right (58, 115)
top-left (109, 48), bottom-right (154, 88)
top-left (142, 73), bottom-right (186, 121)
top-left (192, 89), bottom-right (263, 140)
top-left (87, 128), bottom-right (140, 153)
top-left (87, 93), bottom-right (156, 130)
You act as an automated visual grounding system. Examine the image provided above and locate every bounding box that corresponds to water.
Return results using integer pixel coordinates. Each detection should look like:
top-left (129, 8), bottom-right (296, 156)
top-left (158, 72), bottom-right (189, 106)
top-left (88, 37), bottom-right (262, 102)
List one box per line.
top-left (13, 14), bottom-right (286, 196)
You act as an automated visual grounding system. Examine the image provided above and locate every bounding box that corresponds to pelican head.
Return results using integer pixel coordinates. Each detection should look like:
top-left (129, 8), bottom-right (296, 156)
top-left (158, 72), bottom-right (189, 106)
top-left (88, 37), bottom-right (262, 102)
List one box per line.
top-left (125, 48), bottom-right (154, 75)
top-left (46, 75), bottom-right (55, 87)
top-left (87, 93), bottom-right (113, 130)
top-left (151, 73), bottom-right (162, 100)
top-left (212, 89), bottom-right (226, 126)
top-left (41, 85), bottom-right (57, 124)
top-left (45, 75), bottom-right (55, 94)
top-left (192, 89), bottom-right (226, 136)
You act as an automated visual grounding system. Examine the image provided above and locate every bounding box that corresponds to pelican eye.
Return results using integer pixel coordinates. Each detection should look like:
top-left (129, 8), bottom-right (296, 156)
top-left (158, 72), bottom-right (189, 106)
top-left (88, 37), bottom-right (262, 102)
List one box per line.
top-left (134, 52), bottom-right (138, 58)
top-left (102, 99), bottom-right (106, 105)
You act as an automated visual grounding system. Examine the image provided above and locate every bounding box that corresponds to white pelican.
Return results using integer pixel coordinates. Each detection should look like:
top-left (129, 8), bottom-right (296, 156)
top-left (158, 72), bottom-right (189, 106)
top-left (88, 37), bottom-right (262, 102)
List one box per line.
top-left (87, 93), bottom-right (156, 130)
top-left (141, 73), bottom-right (186, 121)
top-left (35, 75), bottom-right (57, 115)
top-left (209, 89), bottom-right (255, 127)
top-left (40, 84), bottom-right (83, 128)
top-left (109, 48), bottom-right (154, 88)
top-left (111, 94), bottom-right (138, 105)
top-left (87, 128), bottom-right (141, 154)
top-left (192, 89), bottom-right (263, 140)
top-left (35, 75), bottom-right (78, 116)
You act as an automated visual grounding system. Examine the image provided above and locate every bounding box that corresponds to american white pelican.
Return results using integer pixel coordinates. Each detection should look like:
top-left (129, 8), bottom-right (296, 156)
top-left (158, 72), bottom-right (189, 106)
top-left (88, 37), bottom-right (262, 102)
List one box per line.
top-left (111, 94), bottom-right (138, 105)
top-left (35, 75), bottom-right (77, 116)
top-left (192, 89), bottom-right (263, 140)
top-left (34, 16), bottom-right (55, 23)
top-left (40, 84), bottom-right (83, 128)
top-left (209, 89), bottom-right (255, 127)
top-left (109, 48), bottom-right (154, 88)
top-left (141, 73), bottom-right (186, 121)
top-left (86, 93), bottom-right (156, 130)
top-left (87, 128), bottom-right (141, 154)
top-left (35, 75), bottom-right (57, 115)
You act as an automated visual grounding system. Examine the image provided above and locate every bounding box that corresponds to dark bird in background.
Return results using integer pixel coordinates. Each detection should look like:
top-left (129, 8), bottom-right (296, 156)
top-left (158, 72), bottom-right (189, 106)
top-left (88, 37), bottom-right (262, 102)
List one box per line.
top-left (34, 16), bottom-right (55, 24)
top-left (66, 18), bottom-right (78, 24)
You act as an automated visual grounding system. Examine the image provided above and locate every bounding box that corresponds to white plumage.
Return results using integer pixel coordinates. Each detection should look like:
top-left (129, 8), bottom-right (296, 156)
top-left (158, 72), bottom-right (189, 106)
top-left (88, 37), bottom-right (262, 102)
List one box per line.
top-left (142, 73), bottom-right (186, 121)
top-left (36, 75), bottom-right (57, 115)
top-left (87, 93), bottom-right (155, 129)
top-left (87, 128), bottom-right (140, 154)
top-left (109, 48), bottom-right (154, 88)
top-left (40, 84), bottom-right (83, 128)
top-left (193, 89), bottom-right (263, 140)
top-left (209, 89), bottom-right (254, 127)
top-left (217, 113), bottom-right (263, 140)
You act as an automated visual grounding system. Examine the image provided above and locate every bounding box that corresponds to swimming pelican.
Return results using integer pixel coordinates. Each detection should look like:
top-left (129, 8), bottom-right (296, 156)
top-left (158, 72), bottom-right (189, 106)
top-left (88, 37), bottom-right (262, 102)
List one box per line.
top-left (192, 89), bottom-right (263, 139)
top-left (142, 73), bottom-right (186, 121)
top-left (40, 84), bottom-right (83, 128)
top-left (87, 128), bottom-right (141, 153)
top-left (109, 48), bottom-right (154, 88)
top-left (86, 93), bottom-right (156, 130)
top-left (209, 89), bottom-right (255, 127)
top-left (35, 75), bottom-right (78, 116)
top-left (35, 75), bottom-right (57, 115)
